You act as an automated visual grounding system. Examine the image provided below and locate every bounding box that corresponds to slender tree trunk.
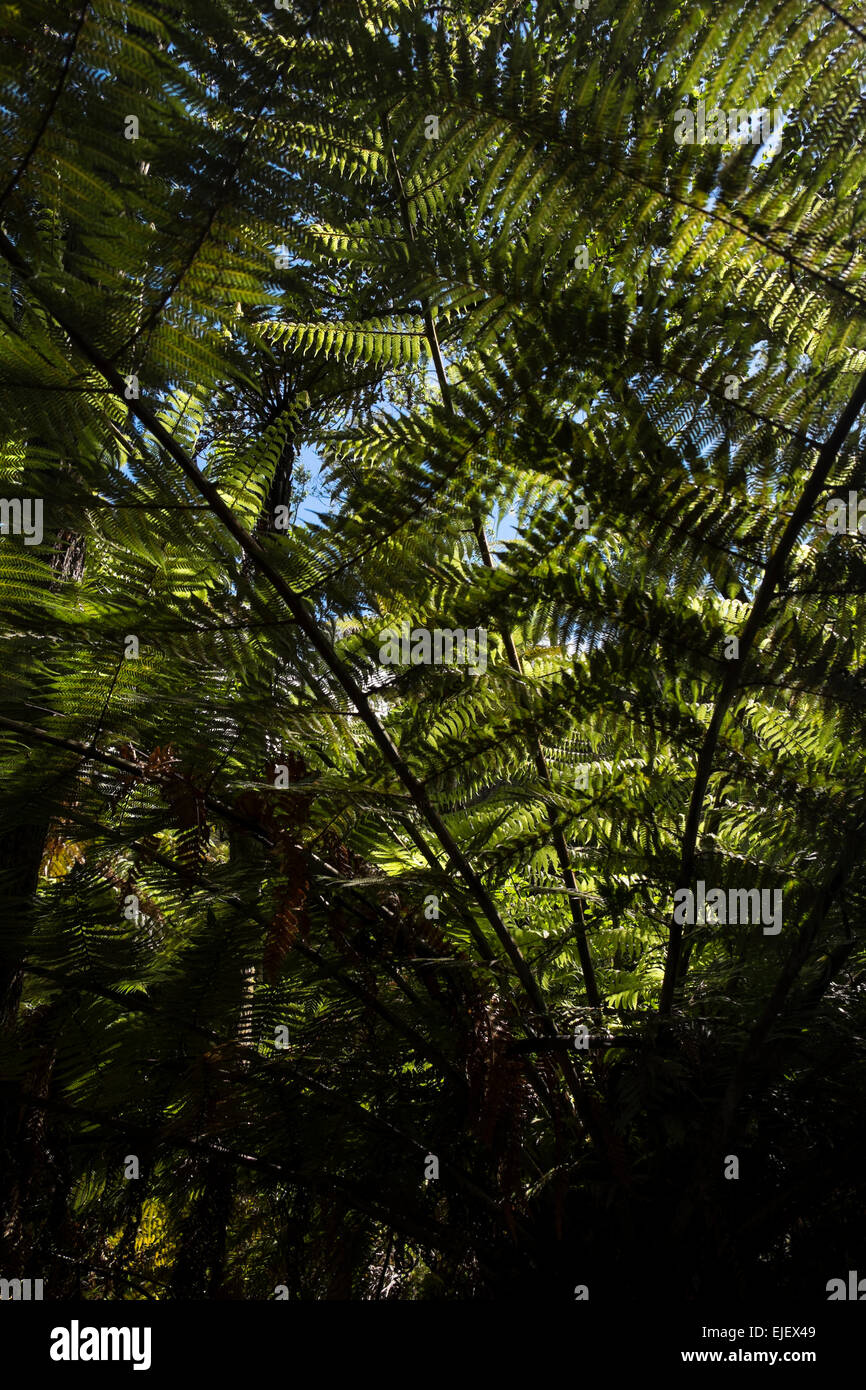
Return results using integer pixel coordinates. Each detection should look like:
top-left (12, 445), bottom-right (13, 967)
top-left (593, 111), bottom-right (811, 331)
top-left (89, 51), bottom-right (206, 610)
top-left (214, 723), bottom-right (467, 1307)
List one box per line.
top-left (0, 527), bottom-right (86, 1256)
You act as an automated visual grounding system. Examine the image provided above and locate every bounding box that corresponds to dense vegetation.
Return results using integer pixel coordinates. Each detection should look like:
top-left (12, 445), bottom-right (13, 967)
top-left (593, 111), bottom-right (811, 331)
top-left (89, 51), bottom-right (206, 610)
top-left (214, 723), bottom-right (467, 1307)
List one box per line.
top-left (2, 0), bottom-right (866, 1301)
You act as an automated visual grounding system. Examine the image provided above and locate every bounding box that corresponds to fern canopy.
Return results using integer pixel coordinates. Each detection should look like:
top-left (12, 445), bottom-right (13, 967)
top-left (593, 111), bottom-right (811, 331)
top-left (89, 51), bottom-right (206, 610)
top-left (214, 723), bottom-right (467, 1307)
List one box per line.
top-left (1, 0), bottom-right (866, 1302)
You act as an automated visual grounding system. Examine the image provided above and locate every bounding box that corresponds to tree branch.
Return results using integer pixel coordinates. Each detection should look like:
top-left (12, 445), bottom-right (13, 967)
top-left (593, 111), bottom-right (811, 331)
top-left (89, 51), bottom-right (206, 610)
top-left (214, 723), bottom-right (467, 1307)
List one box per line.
top-left (660, 364), bottom-right (866, 1014)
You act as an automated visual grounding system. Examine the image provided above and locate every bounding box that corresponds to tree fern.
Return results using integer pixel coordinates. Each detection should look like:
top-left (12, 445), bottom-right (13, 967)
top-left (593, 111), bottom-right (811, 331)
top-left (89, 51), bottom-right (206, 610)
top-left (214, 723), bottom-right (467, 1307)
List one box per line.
top-left (2, 0), bottom-right (866, 1305)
